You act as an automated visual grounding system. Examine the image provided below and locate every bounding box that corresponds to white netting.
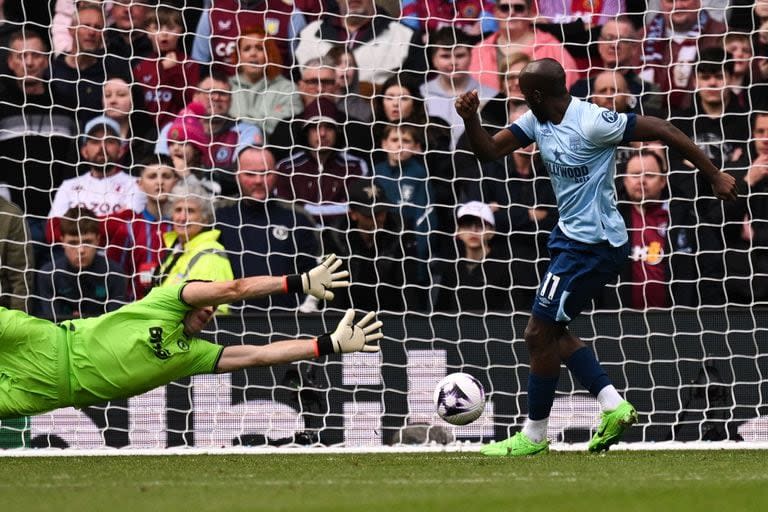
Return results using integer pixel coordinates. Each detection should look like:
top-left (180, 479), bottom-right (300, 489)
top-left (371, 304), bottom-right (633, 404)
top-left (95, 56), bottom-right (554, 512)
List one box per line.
top-left (0, 0), bottom-right (766, 450)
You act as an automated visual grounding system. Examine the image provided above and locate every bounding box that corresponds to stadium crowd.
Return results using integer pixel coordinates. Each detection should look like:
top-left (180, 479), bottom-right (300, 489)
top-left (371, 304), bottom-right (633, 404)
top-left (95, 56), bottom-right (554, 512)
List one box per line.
top-left (0, 0), bottom-right (766, 320)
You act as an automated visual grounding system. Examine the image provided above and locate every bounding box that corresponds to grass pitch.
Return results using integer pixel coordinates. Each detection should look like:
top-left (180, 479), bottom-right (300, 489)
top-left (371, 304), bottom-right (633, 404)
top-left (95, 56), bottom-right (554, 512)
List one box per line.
top-left (1, 450), bottom-right (766, 512)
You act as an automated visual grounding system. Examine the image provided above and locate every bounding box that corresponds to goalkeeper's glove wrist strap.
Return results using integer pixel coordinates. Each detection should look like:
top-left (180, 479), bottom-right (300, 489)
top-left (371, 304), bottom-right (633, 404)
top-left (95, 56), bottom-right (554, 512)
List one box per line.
top-left (284, 274), bottom-right (303, 294)
top-left (315, 333), bottom-right (335, 356)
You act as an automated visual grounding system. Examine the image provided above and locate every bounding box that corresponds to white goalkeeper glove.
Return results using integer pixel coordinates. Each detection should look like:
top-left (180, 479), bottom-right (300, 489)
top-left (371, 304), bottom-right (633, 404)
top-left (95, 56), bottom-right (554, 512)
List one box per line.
top-left (284, 254), bottom-right (350, 301)
top-left (315, 310), bottom-right (383, 355)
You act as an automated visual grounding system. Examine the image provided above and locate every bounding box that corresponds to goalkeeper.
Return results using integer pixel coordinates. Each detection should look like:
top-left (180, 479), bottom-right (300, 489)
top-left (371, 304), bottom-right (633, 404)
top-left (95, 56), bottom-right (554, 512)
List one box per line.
top-left (0, 255), bottom-right (382, 420)
top-left (456, 58), bottom-right (738, 456)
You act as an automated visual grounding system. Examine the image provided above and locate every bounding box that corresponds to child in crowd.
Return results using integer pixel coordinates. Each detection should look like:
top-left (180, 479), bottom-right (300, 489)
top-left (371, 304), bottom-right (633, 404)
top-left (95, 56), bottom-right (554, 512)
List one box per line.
top-left (374, 124), bottom-right (437, 264)
top-left (432, 201), bottom-right (513, 312)
top-left (420, 27), bottom-right (496, 148)
top-left (166, 102), bottom-right (220, 196)
top-left (37, 207), bottom-right (127, 321)
top-left (106, 156), bottom-right (177, 300)
top-left (133, 6), bottom-right (200, 130)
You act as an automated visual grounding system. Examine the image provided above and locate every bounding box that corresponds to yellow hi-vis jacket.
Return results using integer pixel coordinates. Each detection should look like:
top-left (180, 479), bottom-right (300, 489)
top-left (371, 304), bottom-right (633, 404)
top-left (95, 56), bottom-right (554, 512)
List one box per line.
top-left (158, 229), bottom-right (234, 314)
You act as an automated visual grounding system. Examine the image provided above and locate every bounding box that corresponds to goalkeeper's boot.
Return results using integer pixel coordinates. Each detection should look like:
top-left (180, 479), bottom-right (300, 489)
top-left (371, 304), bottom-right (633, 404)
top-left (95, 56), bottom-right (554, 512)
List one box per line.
top-left (588, 400), bottom-right (638, 453)
top-left (480, 431), bottom-right (549, 457)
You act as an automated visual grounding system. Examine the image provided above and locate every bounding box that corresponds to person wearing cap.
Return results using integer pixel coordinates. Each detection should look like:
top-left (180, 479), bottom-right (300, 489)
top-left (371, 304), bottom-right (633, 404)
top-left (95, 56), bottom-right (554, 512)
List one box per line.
top-left (216, 147), bottom-right (320, 312)
top-left (321, 179), bottom-right (422, 312)
top-left (166, 102), bottom-right (222, 198)
top-left (275, 98), bottom-right (369, 225)
top-left (46, 114), bottom-right (146, 246)
top-left (432, 201), bottom-right (514, 312)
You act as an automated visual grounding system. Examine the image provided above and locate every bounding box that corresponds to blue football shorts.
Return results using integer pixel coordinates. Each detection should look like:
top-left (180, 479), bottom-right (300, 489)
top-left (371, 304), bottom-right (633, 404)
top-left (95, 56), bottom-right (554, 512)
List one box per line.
top-left (531, 226), bottom-right (630, 325)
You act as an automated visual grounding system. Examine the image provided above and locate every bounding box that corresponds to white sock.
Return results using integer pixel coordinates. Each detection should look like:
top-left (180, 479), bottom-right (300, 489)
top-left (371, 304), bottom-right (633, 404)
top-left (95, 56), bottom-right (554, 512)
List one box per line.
top-left (521, 417), bottom-right (549, 443)
top-left (597, 385), bottom-right (624, 411)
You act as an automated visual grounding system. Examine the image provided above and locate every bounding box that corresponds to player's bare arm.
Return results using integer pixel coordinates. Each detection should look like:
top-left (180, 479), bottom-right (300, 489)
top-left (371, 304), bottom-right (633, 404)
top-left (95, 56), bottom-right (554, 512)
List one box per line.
top-left (456, 90), bottom-right (523, 161)
top-left (215, 310), bottom-right (384, 372)
top-left (632, 116), bottom-right (738, 201)
top-left (180, 254), bottom-right (350, 308)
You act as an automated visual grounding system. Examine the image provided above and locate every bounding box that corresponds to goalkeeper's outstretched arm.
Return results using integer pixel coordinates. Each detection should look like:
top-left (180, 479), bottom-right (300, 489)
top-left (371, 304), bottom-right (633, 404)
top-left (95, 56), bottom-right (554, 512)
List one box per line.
top-left (180, 254), bottom-right (349, 308)
top-left (214, 310), bottom-right (384, 372)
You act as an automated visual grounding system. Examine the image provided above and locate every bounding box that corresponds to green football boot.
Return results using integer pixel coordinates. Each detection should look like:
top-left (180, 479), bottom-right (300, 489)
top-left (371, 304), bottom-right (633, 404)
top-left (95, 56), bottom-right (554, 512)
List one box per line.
top-left (588, 400), bottom-right (638, 453)
top-left (480, 431), bottom-right (550, 457)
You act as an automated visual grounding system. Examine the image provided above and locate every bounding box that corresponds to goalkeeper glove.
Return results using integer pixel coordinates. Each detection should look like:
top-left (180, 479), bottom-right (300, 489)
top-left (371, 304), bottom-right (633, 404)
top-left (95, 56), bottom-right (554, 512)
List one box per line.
top-left (315, 310), bottom-right (383, 355)
top-left (284, 254), bottom-right (350, 301)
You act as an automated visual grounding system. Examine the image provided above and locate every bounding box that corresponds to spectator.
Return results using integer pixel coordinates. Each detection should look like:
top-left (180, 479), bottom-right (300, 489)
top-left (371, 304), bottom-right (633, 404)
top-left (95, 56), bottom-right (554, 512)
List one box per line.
top-left (532, 0), bottom-right (625, 67)
top-left (373, 75), bottom-right (452, 160)
top-left (432, 201), bottom-right (514, 312)
top-left (469, 0), bottom-right (579, 93)
top-left (216, 147), bottom-right (320, 312)
top-left (400, 0), bottom-right (498, 42)
top-left (325, 45), bottom-right (374, 124)
top-left (166, 102), bottom-right (221, 197)
top-left (133, 5), bottom-right (201, 131)
top-left (374, 124), bottom-right (437, 264)
top-left (191, 0), bottom-right (321, 75)
top-left (667, 51), bottom-right (751, 306)
top-left (104, 0), bottom-right (153, 67)
top-left (272, 57), bottom-right (373, 158)
top-left (0, 30), bottom-right (76, 247)
top-left (590, 71), bottom-right (635, 113)
top-left (50, 2), bottom-right (131, 127)
top-left (535, 0), bottom-right (623, 27)
top-left (228, 27), bottom-right (303, 139)
top-left (47, 115), bottom-right (146, 244)
top-left (725, 31), bottom-right (768, 111)
top-left (420, 27), bottom-right (497, 149)
top-left (454, 101), bottom-right (557, 307)
top-left (105, 156), bottom-right (177, 300)
top-left (156, 185), bottom-right (234, 314)
top-left (102, 76), bottom-right (154, 166)
top-left (294, 0), bottom-right (427, 86)
top-left (611, 149), bottom-right (696, 309)
top-left (640, 0), bottom-right (727, 112)
top-left (671, 48), bottom-right (750, 170)
top-left (479, 51), bottom-right (530, 129)
top-left (156, 73), bottom-right (265, 195)
top-left (275, 98), bottom-right (369, 224)
top-left (570, 17), bottom-right (663, 117)
top-left (321, 179), bottom-right (422, 312)
top-left (0, 197), bottom-right (33, 313)
top-left (741, 113), bottom-right (768, 303)
top-left (37, 207), bottom-right (127, 321)
top-left (372, 75), bottom-right (452, 220)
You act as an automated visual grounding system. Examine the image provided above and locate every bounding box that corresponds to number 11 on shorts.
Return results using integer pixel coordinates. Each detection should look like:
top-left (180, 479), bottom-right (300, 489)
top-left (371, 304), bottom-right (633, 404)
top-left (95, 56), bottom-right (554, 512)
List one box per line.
top-left (540, 272), bottom-right (561, 300)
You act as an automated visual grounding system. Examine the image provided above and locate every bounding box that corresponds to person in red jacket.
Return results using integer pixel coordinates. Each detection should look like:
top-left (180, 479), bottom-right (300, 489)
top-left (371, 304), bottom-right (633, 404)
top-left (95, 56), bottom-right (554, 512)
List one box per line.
top-left (133, 6), bottom-right (201, 130)
top-left (106, 156), bottom-right (178, 300)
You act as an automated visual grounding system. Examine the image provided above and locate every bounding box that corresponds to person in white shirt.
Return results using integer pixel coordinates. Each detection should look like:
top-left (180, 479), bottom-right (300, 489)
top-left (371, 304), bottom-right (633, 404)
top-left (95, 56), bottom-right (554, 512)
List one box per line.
top-left (47, 115), bottom-right (145, 243)
top-left (420, 28), bottom-right (496, 149)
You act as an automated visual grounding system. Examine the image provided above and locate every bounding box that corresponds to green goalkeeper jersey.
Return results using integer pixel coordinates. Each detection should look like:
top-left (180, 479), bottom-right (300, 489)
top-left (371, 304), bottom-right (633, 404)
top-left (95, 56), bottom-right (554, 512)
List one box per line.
top-left (60, 283), bottom-right (223, 408)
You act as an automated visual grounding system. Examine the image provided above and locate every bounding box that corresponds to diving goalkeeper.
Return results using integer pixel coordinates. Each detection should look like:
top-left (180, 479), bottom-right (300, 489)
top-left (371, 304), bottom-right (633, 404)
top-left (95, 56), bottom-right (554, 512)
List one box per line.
top-left (0, 255), bottom-right (382, 420)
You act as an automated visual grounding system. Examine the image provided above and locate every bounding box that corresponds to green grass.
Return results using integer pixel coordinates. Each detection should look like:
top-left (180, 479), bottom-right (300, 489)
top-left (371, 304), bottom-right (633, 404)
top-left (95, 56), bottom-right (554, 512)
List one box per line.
top-left (1, 451), bottom-right (767, 511)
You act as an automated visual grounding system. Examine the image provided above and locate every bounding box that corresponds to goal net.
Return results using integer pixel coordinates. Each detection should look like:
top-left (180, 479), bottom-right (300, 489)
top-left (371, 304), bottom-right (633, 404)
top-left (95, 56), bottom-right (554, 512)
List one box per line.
top-left (0, 0), bottom-right (766, 450)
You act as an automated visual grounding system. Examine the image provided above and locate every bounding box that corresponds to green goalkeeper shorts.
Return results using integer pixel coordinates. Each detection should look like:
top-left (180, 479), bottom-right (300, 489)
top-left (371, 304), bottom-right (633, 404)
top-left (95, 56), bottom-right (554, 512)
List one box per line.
top-left (0, 308), bottom-right (67, 419)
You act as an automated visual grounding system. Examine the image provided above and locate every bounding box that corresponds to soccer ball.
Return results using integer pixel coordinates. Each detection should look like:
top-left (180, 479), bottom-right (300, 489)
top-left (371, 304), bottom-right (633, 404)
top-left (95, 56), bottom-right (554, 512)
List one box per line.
top-left (433, 373), bottom-right (486, 426)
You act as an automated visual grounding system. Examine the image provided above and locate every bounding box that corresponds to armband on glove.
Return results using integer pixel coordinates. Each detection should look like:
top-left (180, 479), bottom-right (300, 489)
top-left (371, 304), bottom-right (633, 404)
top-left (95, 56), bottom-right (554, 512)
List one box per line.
top-left (285, 254), bottom-right (349, 301)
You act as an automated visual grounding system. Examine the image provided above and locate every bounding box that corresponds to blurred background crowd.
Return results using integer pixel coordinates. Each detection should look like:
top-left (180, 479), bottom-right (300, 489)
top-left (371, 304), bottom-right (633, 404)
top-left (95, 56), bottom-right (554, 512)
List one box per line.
top-left (0, 0), bottom-right (765, 320)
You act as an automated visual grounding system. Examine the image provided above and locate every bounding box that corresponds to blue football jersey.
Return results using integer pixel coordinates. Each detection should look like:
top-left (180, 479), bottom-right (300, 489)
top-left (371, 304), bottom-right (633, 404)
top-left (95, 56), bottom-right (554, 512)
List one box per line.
top-left (509, 97), bottom-right (637, 246)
